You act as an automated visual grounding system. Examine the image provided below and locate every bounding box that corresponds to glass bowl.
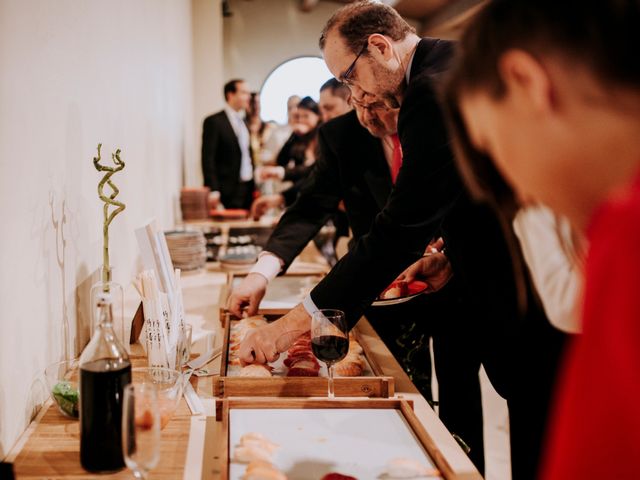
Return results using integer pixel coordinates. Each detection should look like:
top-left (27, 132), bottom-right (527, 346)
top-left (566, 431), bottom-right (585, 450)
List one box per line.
top-left (131, 367), bottom-right (184, 429)
top-left (44, 359), bottom-right (80, 419)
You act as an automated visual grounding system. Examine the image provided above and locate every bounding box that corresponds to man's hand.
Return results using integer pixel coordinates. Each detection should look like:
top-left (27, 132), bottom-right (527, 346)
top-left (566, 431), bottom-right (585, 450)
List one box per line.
top-left (226, 272), bottom-right (268, 318)
top-left (396, 248), bottom-right (453, 292)
top-left (250, 194), bottom-right (285, 220)
top-left (256, 166), bottom-right (285, 182)
top-left (239, 304), bottom-right (311, 365)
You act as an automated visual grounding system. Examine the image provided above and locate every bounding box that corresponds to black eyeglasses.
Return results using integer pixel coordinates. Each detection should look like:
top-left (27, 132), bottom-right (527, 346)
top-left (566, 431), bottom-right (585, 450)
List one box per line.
top-left (340, 42), bottom-right (368, 85)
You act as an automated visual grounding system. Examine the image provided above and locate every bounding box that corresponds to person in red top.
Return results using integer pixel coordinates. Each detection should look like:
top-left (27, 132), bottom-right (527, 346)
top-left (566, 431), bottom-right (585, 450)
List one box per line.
top-left (442, 0), bottom-right (640, 478)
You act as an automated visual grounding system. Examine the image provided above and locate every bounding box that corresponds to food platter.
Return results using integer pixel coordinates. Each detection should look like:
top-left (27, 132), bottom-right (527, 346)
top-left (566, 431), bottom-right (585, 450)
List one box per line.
top-left (371, 280), bottom-right (430, 307)
top-left (217, 398), bottom-right (456, 480)
top-left (214, 317), bottom-right (394, 398)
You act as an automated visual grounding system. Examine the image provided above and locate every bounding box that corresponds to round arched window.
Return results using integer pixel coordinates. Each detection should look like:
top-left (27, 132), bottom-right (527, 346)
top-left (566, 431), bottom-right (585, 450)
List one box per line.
top-left (260, 56), bottom-right (333, 124)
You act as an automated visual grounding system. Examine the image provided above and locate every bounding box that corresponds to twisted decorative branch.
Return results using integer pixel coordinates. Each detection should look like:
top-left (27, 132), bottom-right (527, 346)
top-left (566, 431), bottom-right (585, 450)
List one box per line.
top-left (93, 143), bottom-right (126, 289)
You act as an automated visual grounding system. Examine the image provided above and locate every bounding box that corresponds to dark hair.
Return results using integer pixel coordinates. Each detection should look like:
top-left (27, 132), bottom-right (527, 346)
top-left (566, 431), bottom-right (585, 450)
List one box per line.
top-left (320, 78), bottom-right (351, 101)
top-left (224, 79), bottom-right (244, 101)
top-left (449, 0), bottom-right (639, 100)
top-left (319, 0), bottom-right (415, 53)
top-left (441, 0), bottom-right (638, 312)
top-left (247, 92), bottom-right (260, 118)
top-left (297, 96), bottom-right (320, 115)
top-left (443, 0), bottom-right (640, 208)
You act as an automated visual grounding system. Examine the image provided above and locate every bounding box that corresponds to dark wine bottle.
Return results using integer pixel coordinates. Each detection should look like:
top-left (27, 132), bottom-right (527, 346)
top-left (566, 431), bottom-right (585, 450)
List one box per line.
top-left (79, 293), bottom-right (131, 473)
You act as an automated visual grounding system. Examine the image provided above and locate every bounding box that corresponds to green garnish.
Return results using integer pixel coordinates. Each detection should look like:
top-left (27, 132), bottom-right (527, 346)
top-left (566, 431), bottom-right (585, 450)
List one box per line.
top-left (52, 381), bottom-right (79, 418)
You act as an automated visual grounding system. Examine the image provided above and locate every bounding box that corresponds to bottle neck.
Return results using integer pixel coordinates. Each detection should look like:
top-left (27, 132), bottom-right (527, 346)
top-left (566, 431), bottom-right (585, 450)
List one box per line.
top-left (96, 301), bottom-right (114, 329)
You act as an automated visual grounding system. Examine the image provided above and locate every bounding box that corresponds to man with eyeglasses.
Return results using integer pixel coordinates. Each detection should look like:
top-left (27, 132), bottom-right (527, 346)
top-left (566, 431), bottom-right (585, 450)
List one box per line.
top-left (239, 2), bottom-right (566, 479)
top-left (230, 100), bottom-right (449, 406)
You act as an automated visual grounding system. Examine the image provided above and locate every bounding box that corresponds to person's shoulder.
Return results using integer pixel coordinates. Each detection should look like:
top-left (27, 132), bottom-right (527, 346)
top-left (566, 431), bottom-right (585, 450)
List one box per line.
top-left (321, 110), bottom-right (360, 132)
top-left (319, 110), bottom-right (365, 141)
top-left (407, 37), bottom-right (456, 96)
top-left (204, 110), bottom-right (226, 124)
top-left (415, 37), bottom-right (456, 75)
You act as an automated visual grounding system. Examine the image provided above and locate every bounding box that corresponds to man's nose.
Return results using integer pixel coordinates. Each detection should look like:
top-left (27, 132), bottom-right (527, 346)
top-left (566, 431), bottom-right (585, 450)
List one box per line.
top-left (350, 85), bottom-right (366, 102)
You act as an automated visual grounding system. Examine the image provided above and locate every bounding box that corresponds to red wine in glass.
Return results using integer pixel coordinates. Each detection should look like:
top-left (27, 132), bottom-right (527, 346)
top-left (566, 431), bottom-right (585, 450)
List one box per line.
top-left (311, 309), bottom-right (349, 398)
top-left (311, 335), bottom-right (349, 364)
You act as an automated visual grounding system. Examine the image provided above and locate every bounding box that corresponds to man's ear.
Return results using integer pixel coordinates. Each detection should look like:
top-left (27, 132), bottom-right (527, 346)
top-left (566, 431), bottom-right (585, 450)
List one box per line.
top-left (368, 34), bottom-right (394, 62)
top-left (498, 49), bottom-right (555, 112)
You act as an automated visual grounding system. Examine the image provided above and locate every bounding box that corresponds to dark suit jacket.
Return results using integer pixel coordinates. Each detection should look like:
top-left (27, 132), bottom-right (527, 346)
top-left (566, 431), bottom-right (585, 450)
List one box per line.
top-left (266, 110), bottom-right (391, 268)
top-left (201, 110), bottom-right (252, 208)
top-left (309, 38), bottom-right (461, 325)
top-left (308, 39), bottom-right (565, 398)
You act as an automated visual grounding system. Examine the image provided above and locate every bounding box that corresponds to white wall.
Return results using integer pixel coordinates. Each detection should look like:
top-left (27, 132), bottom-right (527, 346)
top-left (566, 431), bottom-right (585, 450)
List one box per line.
top-left (191, 0), bottom-right (225, 187)
top-left (223, 0), bottom-right (339, 92)
top-left (0, 0), bottom-right (197, 457)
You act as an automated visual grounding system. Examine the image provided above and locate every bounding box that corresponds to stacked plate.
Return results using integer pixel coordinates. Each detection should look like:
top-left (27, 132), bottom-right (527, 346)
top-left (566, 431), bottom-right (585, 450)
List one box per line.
top-left (165, 231), bottom-right (207, 270)
top-left (180, 187), bottom-right (210, 220)
top-left (218, 244), bottom-right (262, 271)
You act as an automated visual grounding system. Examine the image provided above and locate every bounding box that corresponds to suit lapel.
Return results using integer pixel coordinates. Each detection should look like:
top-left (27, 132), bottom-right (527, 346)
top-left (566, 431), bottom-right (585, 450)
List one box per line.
top-left (219, 111), bottom-right (242, 159)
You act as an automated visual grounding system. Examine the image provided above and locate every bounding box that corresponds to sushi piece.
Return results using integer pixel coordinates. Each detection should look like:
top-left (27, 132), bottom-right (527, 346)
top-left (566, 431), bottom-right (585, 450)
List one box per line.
top-left (383, 457), bottom-right (441, 478)
top-left (239, 433), bottom-right (279, 454)
top-left (241, 460), bottom-right (287, 480)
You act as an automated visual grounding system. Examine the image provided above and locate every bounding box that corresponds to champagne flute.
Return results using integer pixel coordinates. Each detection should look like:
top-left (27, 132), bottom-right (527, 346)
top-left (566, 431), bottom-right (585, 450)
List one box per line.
top-left (311, 309), bottom-right (349, 398)
top-left (122, 384), bottom-right (161, 479)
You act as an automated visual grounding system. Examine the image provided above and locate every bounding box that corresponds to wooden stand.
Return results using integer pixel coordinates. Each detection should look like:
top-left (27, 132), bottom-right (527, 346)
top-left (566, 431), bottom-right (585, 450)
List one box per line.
top-left (216, 317), bottom-right (394, 399)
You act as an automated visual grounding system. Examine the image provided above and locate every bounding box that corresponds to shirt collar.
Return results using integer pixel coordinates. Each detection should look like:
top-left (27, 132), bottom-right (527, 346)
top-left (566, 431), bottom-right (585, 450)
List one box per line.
top-left (404, 40), bottom-right (420, 85)
top-left (224, 103), bottom-right (243, 122)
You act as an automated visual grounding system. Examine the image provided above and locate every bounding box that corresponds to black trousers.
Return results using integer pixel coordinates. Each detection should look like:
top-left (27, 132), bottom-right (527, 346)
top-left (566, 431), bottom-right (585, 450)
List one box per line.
top-left (475, 293), bottom-right (567, 480)
top-left (504, 314), bottom-right (566, 480)
top-left (365, 281), bottom-right (485, 475)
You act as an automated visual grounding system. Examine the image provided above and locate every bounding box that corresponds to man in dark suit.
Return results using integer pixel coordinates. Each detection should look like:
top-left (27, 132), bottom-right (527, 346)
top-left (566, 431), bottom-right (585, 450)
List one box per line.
top-left (229, 106), bottom-right (396, 311)
top-left (251, 78), bottom-right (354, 215)
top-left (201, 79), bottom-right (254, 209)
top-left (239, 3), bottom-right (566, 478)
top-left (230, 101), bottom-right (485, 472)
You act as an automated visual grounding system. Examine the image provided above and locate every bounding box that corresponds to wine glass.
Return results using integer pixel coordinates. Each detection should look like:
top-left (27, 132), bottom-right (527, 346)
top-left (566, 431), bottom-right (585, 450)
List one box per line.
top-left (122, 383), bottom-right (161, 479)
top-left (311, 309), bottom-right (349, 398)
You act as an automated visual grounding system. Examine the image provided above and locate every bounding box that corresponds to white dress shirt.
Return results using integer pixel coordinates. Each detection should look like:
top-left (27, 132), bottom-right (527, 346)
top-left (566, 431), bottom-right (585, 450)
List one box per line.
top-left (224, 104), bottom-right (253, 182)
top-left (513, 205), bottom-right (583, 333)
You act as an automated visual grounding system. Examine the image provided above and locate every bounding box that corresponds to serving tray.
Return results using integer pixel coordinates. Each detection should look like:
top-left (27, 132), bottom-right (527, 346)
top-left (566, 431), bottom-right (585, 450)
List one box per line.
top-left (217, 398), bottom-right (456, 480)
top-left (214, 319), bottom-right (393, 399)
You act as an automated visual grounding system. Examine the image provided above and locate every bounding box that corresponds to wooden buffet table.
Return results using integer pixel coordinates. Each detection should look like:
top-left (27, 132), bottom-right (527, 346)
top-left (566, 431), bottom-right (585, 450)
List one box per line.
top-left (6, 236), bottom-right (481, 479)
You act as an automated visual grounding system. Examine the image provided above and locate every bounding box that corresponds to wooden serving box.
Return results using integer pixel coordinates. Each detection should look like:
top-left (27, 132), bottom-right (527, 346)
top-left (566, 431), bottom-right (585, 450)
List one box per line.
top-left (217, 398), bottom-right (459, 480)
top-left (214, 318), bottom-right (394, 398)
top-left (218, 271), bottom-right (326, 327)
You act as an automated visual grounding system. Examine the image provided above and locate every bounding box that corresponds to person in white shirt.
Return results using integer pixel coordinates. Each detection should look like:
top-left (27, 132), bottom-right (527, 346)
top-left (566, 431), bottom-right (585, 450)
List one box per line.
top-left (201, 79), bottom-right (255, 209)
top-left (513, 205), bottom-right (585, 333)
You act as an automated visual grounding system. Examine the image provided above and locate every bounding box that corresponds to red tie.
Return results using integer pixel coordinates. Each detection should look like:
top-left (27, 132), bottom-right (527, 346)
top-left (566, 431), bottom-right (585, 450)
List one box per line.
top-left (391, 134), bottom-right (403, 184)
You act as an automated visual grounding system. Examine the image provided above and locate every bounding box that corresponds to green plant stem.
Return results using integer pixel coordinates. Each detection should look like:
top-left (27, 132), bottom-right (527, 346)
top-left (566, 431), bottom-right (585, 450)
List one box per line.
top-left (93, 143), bottom-right (126, 290)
